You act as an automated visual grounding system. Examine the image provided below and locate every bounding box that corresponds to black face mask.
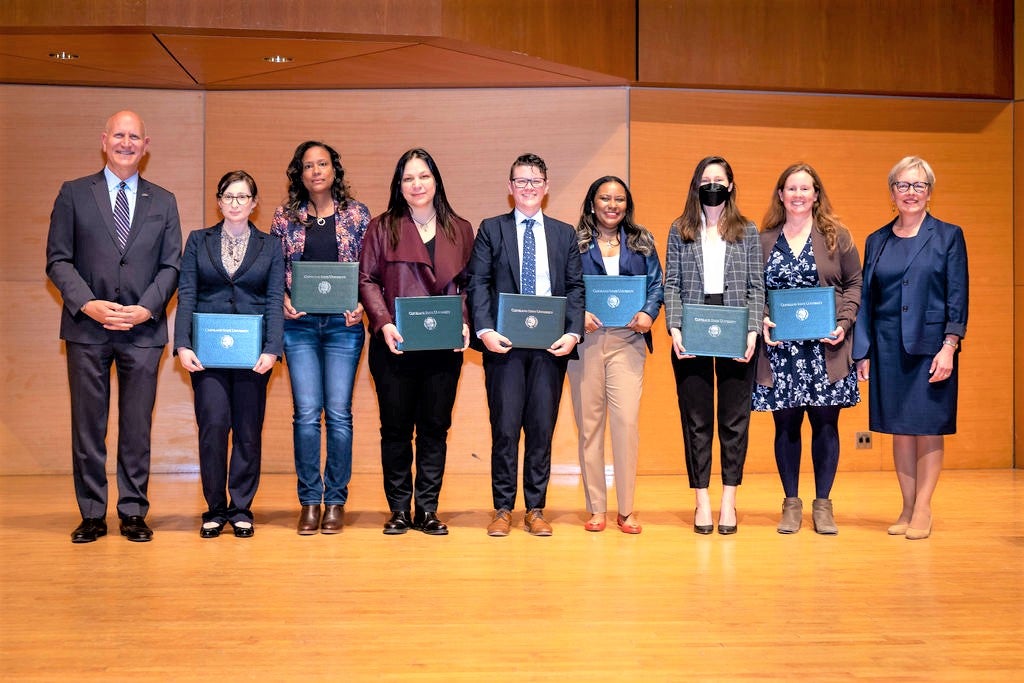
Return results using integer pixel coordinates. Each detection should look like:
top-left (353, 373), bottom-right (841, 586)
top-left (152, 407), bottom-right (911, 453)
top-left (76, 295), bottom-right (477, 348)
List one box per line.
top-left (698, 182), bottom-right (730, 207)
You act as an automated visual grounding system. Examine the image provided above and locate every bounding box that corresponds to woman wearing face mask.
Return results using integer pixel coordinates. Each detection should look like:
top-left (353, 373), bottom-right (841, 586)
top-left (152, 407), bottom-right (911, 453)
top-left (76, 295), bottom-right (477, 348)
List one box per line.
top-left (270, 141), bottom-right (371, 535)
top-left (664, 155), bottom-right (764, 535)
top-left (853, 157), bottom-right (967, 540)
top-left (567, 176), bottom-right (664, 534)
top-left (358, 148), bottom-right (474, 535)
top-left (754, 163), bottom-right (862, 535)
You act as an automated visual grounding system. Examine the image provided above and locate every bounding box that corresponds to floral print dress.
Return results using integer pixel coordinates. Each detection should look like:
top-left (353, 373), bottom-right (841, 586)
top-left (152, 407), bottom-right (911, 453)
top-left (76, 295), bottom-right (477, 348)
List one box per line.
top-left (752, 235), bottom-right (859, 411)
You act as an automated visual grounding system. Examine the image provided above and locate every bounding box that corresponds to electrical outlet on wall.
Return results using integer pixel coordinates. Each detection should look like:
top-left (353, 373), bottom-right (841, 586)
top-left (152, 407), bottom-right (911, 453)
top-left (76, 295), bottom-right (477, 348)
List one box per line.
top-left (855, 432), bottom-right (873, 449)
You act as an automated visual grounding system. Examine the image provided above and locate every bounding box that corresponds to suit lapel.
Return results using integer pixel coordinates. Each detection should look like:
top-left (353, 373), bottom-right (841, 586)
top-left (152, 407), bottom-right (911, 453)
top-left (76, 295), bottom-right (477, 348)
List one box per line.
top-left (902, 213), bottom-right (937, 273)
top-left (90, 175), bottom-right (121, 249)
top-left (500, 213), bottom-right (522, 292)
top-left (233, 226), bottom-right (264, 281)
top-left (203, 228), bottom-right (232, 283)
top-left (124, 180), bottom-right (152, 252)
top-left (585, 240), bottom-right (606, 274)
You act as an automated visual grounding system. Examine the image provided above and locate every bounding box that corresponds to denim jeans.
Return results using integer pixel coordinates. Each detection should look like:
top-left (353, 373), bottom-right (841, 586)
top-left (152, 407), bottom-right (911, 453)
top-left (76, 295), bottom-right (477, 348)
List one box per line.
top-left (283, 315), bottom-right (365, 506)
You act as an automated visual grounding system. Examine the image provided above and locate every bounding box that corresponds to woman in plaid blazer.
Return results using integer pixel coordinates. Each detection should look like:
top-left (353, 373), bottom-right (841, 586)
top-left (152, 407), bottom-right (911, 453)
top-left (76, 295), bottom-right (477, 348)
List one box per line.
top-left (664, 156), bottom-right (765, 535)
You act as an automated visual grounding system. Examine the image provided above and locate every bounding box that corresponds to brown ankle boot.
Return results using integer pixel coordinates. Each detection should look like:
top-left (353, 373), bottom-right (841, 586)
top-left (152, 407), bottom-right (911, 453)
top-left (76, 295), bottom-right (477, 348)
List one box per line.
top-left (812, 498), bottom-right (838, 535)
top-left (777, 497), bottom-right (802, 534)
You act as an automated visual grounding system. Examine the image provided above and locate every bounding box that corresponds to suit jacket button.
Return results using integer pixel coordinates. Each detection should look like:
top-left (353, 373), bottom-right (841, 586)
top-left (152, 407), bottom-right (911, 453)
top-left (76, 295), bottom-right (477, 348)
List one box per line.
top-left (120, 259), bottom-right (126, 266)
top-left (903, 279), bottom-right (909, 285)
top-left (902, 305), bottom-right (909, 312)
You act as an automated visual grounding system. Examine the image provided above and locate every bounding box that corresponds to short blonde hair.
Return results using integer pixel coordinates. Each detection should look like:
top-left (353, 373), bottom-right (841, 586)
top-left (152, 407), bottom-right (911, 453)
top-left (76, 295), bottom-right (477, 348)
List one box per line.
top-left (888, 156), bottom-right (936, 187)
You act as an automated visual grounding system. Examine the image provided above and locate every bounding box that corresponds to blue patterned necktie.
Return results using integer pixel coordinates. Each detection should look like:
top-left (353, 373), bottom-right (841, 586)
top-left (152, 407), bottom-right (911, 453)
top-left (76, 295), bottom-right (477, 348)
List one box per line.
top-left (114, 181), bottom-right (131, 249)
top-left (522, 218), bottom-right (536, 295)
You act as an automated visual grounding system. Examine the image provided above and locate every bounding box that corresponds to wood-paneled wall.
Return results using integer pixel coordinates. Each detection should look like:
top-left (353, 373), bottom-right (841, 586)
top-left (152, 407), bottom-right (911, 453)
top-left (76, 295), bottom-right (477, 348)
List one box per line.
top-left (639, 0), bottom-right (1014, 98)
top-left (0, 83), bottom-right (1014, 479)
top-left (0, 85), bottom-right (204, 475)
top-left (629, 88), bottom-right (1014, 474)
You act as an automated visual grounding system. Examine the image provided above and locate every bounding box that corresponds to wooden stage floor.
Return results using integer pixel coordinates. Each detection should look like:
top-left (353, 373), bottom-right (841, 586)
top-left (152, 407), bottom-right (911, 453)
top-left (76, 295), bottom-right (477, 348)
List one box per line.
top-left (1, 470), bottom-right (1021, 681)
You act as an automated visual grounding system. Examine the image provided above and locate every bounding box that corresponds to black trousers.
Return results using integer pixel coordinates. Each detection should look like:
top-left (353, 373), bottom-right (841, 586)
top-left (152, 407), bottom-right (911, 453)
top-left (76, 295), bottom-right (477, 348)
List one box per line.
top-left (483, 347), bottom-right (569, 511)
top-left (368, 337), bottom-right (463, 513)
top-left (191, 367), bottom-right (271, 524)
top-left (671, 352), bottom-right (755, 489)
top-left (66, 340), bottom-right (163, 519)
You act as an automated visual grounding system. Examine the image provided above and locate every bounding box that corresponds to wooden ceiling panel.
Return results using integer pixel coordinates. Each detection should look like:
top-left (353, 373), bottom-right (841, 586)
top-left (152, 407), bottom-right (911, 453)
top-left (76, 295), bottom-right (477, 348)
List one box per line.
top-left (210, 42), bottom-right (599, 89)
top-left (157, 34), bottom-right (416, 85)
top-left (0, 33), bottom-right (195, 87)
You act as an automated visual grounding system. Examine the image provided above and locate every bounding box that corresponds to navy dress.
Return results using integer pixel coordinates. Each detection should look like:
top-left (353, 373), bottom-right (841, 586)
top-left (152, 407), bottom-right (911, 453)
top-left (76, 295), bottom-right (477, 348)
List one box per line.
top-left (753, 235), bottom-right (859, 411)
top-left (867, 234), bottom-right (957, 434)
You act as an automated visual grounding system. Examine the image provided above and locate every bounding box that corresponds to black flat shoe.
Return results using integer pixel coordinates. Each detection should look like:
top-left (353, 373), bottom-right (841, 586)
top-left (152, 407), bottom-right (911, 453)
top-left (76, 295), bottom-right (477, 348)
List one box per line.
top-left (693, 508), bottom-right (713, 535)
top-left (71, 518), bottom-right (107, 543)
top-left (414, 511), bottom-right (449, 536)
top-left (383, 510), bottom-right (411, 535)
top-left (199, 521), bottom-right (225, 539)
top-left (232, 521), bottom-right (254, 538)
top-left (119, 515), bottom-right (153, 542)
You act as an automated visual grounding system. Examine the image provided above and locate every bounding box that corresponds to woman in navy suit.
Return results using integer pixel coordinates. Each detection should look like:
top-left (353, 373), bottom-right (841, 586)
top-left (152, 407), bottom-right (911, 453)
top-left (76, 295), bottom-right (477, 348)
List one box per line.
top-left (664, 156), bottom-right (764, 535)
top-left (853, 156), bottom-right (968, 540)
top-left (568, 176), bottom-right (663, 534)
top-left (175, 170), bottom-right (285, 538)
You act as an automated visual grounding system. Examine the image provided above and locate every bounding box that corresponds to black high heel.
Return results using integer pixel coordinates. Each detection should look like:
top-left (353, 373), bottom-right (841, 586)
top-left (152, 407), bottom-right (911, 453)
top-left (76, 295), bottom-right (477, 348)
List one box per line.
top-left (693, 508), bottom-right (713, 535)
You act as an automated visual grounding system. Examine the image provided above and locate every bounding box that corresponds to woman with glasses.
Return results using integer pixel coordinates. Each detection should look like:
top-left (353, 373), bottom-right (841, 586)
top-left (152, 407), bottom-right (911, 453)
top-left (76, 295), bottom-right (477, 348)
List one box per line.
top-left (568, 176), bottom-right (663, 534)
top-left (174, 170), bottom-right (284, 538)
top-left (664, 156), bottom-right (764, 535)
top-left (853, 156), bottom-right (968, 540)
top-left (270, 141), bottom-right (371, 535)
top-left (754, 163), bottom-right (862, 535)
top-left (358, 148), bottom-right (474, 535)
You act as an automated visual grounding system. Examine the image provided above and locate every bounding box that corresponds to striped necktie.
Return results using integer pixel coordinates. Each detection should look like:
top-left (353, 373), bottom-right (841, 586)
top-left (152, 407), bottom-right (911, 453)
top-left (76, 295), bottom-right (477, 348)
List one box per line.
top-left (522, 218), bottom-right (536, 295)
top-left (114, 181), bottom-right (131, 249)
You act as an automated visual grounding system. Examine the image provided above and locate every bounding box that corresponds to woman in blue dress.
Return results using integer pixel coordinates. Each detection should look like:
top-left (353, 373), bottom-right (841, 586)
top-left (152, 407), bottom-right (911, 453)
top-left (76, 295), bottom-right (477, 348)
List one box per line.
top-left (754, 163), bottom-right (862, 535)
top-left (853, 157), bottom-right (968, 540)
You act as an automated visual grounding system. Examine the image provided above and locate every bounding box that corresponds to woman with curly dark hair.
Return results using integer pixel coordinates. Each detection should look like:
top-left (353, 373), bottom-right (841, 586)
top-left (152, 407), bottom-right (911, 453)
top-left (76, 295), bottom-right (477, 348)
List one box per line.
top-left (567, 176), bottom-right (663, 534)
top-left (270, 141), bottom-right (371, 535)
top-left (754, 163), bottom-right (862, 535)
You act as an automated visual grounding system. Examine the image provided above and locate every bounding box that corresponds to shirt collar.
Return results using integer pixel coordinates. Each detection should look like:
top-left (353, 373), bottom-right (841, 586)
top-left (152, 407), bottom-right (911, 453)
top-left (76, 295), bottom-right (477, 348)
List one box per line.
top-left (104, 167), bottom-right (140, 193)
top-left (514, 208), bottom-right (543, 228)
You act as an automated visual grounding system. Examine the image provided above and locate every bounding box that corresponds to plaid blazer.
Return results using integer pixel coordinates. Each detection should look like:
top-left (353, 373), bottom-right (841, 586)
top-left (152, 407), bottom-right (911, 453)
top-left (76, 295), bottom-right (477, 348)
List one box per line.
top-left (664, 222), bottom-right (765, 334)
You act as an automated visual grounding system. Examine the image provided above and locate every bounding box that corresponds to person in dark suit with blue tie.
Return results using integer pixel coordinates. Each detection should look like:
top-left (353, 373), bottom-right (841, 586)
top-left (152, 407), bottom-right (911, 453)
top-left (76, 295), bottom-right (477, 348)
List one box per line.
top-left (467, 153), bottom-right (585, 537)
top-left (174, 170), bottom-right (284, 539)
top-left (853, 156), bottom-right (968, 540)
top-left (46, 111), bottom-right (182, 543)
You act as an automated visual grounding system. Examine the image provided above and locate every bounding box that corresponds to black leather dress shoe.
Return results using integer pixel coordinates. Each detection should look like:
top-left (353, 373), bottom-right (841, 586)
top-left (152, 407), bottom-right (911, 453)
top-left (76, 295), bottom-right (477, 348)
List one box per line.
top-left (199, 521), bottom-right (225, 539)
top-left (414, 511), bottom-right (449, 535)
top-left (383, 510), bottom-right (412, 535)
top-left (71, 518), bottom-right (107, 543)
top-left (119, 515), bottom-right (153, 542)
top-left (231, 521), bottom-right (254, 538)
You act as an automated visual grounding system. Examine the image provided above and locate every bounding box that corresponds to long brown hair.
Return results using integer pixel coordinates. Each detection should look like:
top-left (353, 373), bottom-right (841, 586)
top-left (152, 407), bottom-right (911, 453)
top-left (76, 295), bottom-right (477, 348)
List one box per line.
top-left (379, 148), bottom-right (463, 251)
top-left (761, 162), bottom-right (845, 253)
top-left (671, 155), bottom-right (750, 243)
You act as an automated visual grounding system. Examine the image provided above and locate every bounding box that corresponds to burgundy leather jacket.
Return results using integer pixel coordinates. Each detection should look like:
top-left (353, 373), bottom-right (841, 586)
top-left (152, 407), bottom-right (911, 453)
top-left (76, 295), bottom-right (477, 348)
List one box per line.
top-left (358, 213), bottom-right (475, 334)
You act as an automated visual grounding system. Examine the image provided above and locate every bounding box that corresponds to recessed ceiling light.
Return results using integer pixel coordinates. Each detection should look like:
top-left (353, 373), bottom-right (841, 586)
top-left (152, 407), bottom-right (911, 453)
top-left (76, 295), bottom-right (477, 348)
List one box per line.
top-left (49, 51), bottom-right (79, 61)
top-left (263, 55), bottom-right (293, 63)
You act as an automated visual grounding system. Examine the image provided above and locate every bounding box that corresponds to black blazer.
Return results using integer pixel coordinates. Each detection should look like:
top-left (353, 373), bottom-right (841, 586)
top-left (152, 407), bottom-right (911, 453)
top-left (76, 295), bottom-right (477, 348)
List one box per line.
top-left (46, 171), bottom-right (181, 346)
top-left (174, 223), bottom-right (285, 357)
top-left (466, 211), bottom-right (585, 353)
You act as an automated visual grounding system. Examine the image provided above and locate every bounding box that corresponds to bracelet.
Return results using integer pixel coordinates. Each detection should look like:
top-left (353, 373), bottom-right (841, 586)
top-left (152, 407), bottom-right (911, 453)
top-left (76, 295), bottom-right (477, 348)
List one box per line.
top-left (942, 339), bottom-right (957, 348)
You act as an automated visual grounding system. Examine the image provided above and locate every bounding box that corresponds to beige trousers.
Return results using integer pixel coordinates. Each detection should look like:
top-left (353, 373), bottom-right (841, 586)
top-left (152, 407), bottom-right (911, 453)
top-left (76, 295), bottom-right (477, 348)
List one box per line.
top-left (567, 327), bottom-right (647, 515)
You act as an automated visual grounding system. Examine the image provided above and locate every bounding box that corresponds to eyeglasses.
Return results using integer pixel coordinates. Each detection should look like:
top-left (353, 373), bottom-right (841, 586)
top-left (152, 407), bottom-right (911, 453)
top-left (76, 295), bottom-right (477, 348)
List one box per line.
top-left (511, 178), bottom-right (546, 189)
top-left (891, 181), bottom-right (931, 194)
top-left (219, 194), bottom-right (253, 206)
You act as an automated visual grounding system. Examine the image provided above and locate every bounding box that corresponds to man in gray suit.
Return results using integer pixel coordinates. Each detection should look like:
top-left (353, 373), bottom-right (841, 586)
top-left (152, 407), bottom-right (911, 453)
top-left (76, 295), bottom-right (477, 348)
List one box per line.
top-left (46, 110), bottom-right (182, 543)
